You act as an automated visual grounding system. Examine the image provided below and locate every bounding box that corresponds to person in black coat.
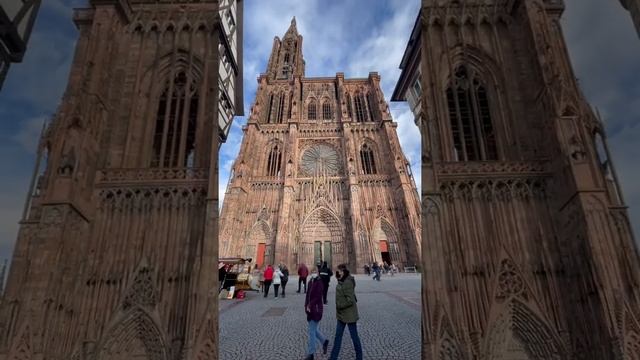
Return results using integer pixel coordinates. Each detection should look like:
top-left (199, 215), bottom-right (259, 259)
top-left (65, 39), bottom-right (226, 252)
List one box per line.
top-left (319, 261), bottom-right (333, 305)
top-left (280, 264), bottom-right (290, 298)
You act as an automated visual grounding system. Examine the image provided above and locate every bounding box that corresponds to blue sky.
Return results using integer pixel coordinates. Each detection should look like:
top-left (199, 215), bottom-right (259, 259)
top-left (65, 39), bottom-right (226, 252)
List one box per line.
top-left (1, 0), bottom-right (640, 265)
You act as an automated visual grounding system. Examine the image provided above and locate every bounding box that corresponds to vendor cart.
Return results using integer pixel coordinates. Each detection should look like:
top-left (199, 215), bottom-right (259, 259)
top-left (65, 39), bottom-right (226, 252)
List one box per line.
top-left (219, 258), bottom-right (260, 295)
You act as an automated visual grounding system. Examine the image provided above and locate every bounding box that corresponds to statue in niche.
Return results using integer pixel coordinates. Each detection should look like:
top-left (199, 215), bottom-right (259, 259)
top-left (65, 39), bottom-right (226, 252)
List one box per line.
top-left (568, 135), bottom-right (586, 162)
top-left (58, 147), bottom-right (77, 176)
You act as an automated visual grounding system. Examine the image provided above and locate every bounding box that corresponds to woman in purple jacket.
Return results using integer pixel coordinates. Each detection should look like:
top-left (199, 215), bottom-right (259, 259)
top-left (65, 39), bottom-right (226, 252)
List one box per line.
top-left (304, 271), bottom-right (330, 360)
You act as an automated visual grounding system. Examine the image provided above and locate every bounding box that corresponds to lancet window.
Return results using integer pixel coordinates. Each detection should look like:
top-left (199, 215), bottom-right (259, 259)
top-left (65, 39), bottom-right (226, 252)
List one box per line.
top-left (360, 144), bottom-right (377, 174)
top-left (322, 101), bottom-right (332, 120)
top-left (267, 93), bottom-right (275, 123)
top-left (276, 93), bottom-right (285, 123)
top-left (446, 65), bottom-right (497, 161)
top-left (354, 92), bottom-right (367, 123)
top-left (308, 100), bottom-right (317, 120)
top-left (267, 144), bottom-right (282, 177)
top-left (151, 71), bottom-right (199, 168)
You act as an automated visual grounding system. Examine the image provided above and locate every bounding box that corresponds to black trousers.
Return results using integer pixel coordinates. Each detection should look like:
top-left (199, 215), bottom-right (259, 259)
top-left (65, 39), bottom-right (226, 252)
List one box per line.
top-left (297, 277), bottom-right (307, 292)
top-left (322, 280), bottom-right (330, 303)
top-left (274, 284), bottom-right (280, 297)
top-left (281, 281), bottom-right (288, 296)
top-left (263, 280), bottom-right (272, 297)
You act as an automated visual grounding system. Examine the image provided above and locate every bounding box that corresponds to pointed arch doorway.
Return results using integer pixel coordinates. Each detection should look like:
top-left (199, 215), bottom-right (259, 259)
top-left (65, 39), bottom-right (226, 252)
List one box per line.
top-left (246, 221), bottom-right (272, 268)
top-left (301, 207), bottom-right (344, 269)
top-left (373, 219), bottom-right (402, 266)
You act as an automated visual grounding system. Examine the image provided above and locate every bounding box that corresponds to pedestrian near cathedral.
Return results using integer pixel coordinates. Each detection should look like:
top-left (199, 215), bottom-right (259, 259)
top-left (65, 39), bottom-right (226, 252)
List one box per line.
top-left (273, 265), bottom-right (284, 298)
top-left (280, 264), bottom-right (290, 297)
top-left (329, 264), bottom-right (363, 360)
top-left (303, 270), bottom-right (329, 360)
top-left (372, 262), bottom-right (381, 281)
top-left (263, 265), bottom-right (274, 297)
top-left (319, 261), bottom-right (333, 305)
top-left (297, 262), bottom-right (309, 293)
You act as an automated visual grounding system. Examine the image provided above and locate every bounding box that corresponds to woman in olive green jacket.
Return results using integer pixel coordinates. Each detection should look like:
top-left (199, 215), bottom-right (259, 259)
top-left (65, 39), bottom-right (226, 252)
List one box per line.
top-left (329, 264), bottom-right (363, 360)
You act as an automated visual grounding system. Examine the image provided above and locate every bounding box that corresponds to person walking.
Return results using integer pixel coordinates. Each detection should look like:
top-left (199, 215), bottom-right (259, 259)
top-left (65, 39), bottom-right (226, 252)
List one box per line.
top-left (297, 262), bottom-right (309, 293)
top-left (372, 262), bottom-right (381, 281)
top-left (319, 261), bottom-right (333, 305)
top-left (304, 270), bottom-right (330, 360)
top-left (273, 265), bottom-right (283, 298)
top-left (363, 264), bottom-right (370, 276)
top-left (281, 264), bottom-right (289, 298)
top-left (263, 264), bottom-right (274, 297)
top-left (329, 264), bottom-right (363, 360)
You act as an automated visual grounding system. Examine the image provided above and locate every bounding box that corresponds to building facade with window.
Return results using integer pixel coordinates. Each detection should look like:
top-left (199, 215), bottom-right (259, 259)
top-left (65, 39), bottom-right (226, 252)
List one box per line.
top-left (0, 0), bottom-right (41, 90)
top-left (418, 1), bottom-right (640, 359)
top-left (391, 10), bottom-right (422, 128)
top-left (219, 18), bottom-right (421, 272)
top-left (0, 0), bottom-right (242, 358)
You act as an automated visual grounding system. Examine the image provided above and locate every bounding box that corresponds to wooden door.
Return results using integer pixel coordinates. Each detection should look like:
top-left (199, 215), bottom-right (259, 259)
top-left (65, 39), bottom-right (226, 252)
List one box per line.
top-left (257, 243), bottom-right (266, 268)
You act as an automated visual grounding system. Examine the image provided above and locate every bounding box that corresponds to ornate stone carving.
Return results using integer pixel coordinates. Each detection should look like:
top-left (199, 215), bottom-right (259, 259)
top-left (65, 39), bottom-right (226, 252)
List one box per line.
top-left (122, 262), bottom-right (158, 310)
top-left (300, 143), bottom-right (341, 176)
top-left (97, 167), bottom-right (208, 185)
top-left (496, 259), bottom-right (527, 301)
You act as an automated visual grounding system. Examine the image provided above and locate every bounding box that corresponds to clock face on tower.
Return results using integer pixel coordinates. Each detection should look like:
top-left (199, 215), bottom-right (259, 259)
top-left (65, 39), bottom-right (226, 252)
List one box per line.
top-left (300, 144), bottom-right (341, 176)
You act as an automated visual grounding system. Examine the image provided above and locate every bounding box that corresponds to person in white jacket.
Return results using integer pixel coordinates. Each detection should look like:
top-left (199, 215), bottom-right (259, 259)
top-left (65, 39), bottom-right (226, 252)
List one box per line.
top-left (272, 265), bottom-right (284, 298)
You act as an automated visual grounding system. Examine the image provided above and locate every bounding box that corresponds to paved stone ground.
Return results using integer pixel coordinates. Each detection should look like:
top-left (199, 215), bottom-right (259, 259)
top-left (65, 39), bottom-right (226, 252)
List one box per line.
top-left (219, 273), bottom-right (421, 360)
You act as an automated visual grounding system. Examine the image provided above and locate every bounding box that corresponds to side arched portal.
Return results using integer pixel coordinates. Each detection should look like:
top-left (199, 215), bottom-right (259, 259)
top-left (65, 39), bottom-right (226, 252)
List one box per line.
top-left (245, 220), bottom-right (272, 267)
top-left (372, 218), bottom-right (403, 266)
top-left (97, 307), bottom-right (168, 360)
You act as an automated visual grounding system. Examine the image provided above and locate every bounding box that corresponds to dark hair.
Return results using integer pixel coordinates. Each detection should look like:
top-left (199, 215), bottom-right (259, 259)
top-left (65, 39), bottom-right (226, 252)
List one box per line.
top-left (337, 263), bottom-right (350, 279)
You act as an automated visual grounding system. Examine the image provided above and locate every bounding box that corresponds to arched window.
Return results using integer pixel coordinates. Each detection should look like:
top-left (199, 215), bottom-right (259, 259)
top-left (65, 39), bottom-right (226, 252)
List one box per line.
top-left (308, 100), bottom-right (317, 120)
top-left (267, 144), bottom-right (282, 177)
top-left (346, 94), bottom-right (353, 119)
top-left (267, 93), bottom-right (275, 123)
top-left (367, 92), bottom-right (376, 122)
top-left (322, 101), bottom-right (332, 120)
top-left (151, 71), bottom-right (199, 168)
top-left (360, 144), bottom-right (377, 174)
top-left (284, 52), bottom-right (290, 64)
top-left (446, 65), bottom-right (497, 161)
top-left (354, 92), bottom-right (367, 122)
top-left (276, 93), bottom-right (285, 123)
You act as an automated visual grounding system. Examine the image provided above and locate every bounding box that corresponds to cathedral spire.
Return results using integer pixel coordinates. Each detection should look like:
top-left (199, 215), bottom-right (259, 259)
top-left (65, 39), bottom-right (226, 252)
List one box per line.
top-left (266, 17), bottom-right (305, 80)
top-left (285, 16), bottom-right (298, 37)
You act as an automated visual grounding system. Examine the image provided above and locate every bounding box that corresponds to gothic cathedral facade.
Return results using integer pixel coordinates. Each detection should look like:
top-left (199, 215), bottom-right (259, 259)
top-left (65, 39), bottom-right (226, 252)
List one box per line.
top-left (421, 1), bottom-right (640, 359)
top-left (0, 0), bottom-right (242, 359)
top-left (219, 19), bottom-right (421, 273)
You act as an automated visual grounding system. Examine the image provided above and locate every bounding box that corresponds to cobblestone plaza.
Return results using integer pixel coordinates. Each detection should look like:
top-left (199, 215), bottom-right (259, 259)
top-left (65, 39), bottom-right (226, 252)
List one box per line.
top-left (219, 274), bottom-right (421, 359)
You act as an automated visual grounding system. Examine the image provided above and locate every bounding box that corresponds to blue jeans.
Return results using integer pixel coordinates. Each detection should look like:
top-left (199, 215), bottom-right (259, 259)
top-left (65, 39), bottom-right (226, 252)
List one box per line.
top-left (307, 320), bottom-right (327, 355)
top-left (329, 320), bottom-right (363, 360)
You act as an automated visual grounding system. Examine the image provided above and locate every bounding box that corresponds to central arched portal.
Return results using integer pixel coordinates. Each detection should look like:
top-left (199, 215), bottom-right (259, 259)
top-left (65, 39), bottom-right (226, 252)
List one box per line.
top-left (300, 207), bottom-right (344, 269)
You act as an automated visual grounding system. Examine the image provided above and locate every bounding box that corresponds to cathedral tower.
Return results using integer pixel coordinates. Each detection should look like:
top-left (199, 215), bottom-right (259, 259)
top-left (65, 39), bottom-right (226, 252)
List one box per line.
top-left (421, 1), bottom-right (640, 359)
top-left (0, 0), bottom-right (242, 359)
top-left (219, 19), bottom-right (421, 273)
